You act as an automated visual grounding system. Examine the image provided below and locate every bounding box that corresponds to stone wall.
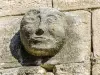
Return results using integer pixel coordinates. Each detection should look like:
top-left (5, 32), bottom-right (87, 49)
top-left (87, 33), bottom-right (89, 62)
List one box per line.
top-left (0, 0), bottom-right (100, 75)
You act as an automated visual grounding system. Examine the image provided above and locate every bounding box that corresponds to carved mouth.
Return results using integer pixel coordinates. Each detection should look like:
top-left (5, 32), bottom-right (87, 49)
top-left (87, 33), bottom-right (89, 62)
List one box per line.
top-left (29, 36), bottom-right (55, 46)
top-left (34, 37), bottom-right (46, 39)
top-left (29, 39), bottom-right (41, 45)
top-left (32, 39), bottom-right (41, 44)
top-left (29, 37), bottom-right (47, 44)
top-left (33, 37), bottom-right (49, 41)
top-left (28, 37), bottom-right (57, 50)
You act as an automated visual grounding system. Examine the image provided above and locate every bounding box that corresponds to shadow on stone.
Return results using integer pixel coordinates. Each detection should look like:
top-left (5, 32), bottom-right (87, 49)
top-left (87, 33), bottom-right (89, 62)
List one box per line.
top-left (10, 31), bottom-right (52, 66)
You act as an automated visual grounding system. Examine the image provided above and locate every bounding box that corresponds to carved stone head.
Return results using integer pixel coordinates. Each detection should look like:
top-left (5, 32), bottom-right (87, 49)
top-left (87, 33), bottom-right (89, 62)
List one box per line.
top-left (20, 8), bottom-right (67, 56)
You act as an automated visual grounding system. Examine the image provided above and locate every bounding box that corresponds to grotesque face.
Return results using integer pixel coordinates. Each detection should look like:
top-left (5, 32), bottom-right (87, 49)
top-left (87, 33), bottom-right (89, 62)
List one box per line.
top-left (20, 8), bottom-right (67, 56)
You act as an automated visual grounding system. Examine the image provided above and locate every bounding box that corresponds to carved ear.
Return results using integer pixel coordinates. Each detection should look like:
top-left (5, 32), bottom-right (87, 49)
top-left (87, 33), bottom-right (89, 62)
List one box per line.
top-left (64, 12), bottom-right (82, 26)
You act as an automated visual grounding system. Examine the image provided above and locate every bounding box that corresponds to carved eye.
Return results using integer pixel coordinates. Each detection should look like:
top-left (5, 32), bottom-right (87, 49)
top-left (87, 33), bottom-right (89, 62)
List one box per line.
top-left (47, 16), bottom-right (57, 24)
top-left (47, 18), bottom-right (53, 24)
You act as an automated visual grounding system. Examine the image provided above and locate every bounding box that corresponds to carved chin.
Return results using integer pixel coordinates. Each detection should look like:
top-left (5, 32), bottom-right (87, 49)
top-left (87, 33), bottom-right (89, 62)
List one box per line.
top-left (25, 48), bottom-right (58, 56)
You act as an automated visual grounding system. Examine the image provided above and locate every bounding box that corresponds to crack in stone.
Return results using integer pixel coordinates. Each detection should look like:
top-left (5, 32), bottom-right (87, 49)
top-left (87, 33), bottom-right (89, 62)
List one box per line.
top-left (0, 13), bottom-right (24, 18)
top-left (90, 9), bottom-right (93, 75)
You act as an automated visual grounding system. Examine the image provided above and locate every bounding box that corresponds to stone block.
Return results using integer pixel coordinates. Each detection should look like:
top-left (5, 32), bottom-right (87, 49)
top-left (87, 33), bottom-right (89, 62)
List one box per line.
top-left (0, 16), bottom-right (23, 68)
top-left (92, 9), bottom-right (100, 63)
top-left (0, 0), bottom-right (52, 16)
top-left (53, 0), bottom-right (100, 10)
top-left (54, 63), bottom-right (90, 75)
top-left (0, 66), bottom-right (46, 75)
top-left (92, 64), bottom-right (100, 75)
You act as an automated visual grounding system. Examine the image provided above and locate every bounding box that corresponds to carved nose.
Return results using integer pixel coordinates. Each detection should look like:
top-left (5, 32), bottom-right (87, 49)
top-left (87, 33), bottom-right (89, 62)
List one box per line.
top-left (35, 28), bottom-right (44, 35)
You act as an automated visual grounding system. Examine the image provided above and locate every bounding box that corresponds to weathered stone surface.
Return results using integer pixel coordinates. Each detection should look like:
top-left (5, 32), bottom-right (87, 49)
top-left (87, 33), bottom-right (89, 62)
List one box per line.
top-left (0, 68), bottom-right (19, 75)
top-left (0, 66), bottom-right (46, 75)
top-left (0, 16), bottom-right (23, 68)
top-left (45, 10), bottom-right (91, 64)
top-left (92, 9), bottom-right (100, 64)
top-left (92, 64), bottom-right (100, 75)
top-left (0, 9), bottom-right (91, 69)
top-left (45, 72), bottom-right (54, 75)
top-left (54, 63), bottom-right (90, 75)
top-left (0, 62), bottom-right (21, 69)
top-left (53, 0), bottom-right (100, 10)
top-left (0, 0), bottom-right (52, 17)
